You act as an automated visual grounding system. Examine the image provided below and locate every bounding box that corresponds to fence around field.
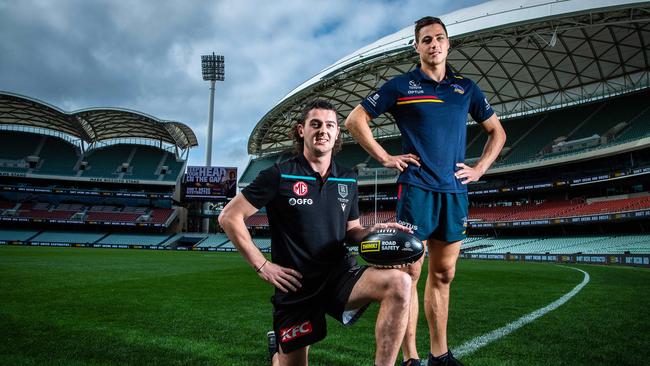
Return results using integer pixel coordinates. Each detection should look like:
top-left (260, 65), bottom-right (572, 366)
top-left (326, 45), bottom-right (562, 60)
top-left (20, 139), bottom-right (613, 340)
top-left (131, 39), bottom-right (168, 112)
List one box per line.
top-left (1, 233), bottom-right (647, 267)
top-left (460, 252), bottom-right (650, 267)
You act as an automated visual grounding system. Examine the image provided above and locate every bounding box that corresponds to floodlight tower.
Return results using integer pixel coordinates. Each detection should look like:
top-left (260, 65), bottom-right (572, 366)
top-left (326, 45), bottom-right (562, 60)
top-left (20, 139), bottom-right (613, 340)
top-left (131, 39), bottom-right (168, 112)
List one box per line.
top-left (201, 53), bottom-right (225, 233)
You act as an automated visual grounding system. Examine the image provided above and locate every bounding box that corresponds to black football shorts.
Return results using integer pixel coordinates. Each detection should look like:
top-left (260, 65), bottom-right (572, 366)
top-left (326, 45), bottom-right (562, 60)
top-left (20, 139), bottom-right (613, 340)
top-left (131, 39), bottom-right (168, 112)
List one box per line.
top-left (272, 256), bottom-right (369, 353)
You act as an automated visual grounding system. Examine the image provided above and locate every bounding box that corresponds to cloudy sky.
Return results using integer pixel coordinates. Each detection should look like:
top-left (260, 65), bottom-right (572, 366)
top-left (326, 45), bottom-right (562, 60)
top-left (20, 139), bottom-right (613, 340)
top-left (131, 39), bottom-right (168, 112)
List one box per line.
top-left (0, 0), bottom-right (486, 175)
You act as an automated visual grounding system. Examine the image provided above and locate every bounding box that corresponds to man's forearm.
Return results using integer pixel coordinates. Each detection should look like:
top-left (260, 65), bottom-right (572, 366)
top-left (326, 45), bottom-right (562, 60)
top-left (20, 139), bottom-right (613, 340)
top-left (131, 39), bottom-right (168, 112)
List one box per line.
top-left (345, 106), bottom-right (390, 164)
top-left (219, 215), bottom-right (266, 271)
top-left (475, 118), bottom-right (506, 174)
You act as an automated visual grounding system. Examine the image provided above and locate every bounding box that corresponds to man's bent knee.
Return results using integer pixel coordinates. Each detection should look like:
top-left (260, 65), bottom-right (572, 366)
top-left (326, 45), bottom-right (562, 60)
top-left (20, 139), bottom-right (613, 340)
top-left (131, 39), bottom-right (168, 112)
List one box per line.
top-left (403, 256), bottom-right (424, 282)
top-left (386, 270), bottom-right (411, 303)
top-left (432, 267), bottom-right (456, 285)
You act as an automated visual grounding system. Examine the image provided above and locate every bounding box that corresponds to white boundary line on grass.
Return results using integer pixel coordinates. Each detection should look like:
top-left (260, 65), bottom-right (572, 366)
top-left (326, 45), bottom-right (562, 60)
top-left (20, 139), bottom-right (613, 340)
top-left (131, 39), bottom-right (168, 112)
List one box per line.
top-left (453, 266), bottom-right (590, 358)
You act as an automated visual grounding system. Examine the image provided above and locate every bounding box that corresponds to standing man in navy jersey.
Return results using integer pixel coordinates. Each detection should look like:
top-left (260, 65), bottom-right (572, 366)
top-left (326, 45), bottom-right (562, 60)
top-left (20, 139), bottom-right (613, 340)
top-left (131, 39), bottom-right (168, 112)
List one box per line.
top-left (345, 17), bottom-right (506, 366)
top-left (219, 100), bottom-right (414, 366)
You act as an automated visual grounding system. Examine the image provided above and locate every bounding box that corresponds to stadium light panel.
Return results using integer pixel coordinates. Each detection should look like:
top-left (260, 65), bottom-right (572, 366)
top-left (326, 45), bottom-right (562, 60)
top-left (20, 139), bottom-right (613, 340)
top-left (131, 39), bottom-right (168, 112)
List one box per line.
top-left (201, 53), bottom-right (225, 81)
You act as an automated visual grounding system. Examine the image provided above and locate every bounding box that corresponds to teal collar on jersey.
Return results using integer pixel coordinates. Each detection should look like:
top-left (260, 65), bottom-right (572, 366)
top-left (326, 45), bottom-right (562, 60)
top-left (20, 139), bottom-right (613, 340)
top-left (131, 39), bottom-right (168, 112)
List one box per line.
top-left (280, 154), bottom-right (356, 183)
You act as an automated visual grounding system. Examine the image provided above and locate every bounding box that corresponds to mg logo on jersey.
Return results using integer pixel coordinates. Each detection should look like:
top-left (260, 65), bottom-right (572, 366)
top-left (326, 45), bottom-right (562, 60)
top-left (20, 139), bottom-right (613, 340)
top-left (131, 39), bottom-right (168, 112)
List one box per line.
top-left (338, 184), bottom-right (348, 198)
top-left (293, 181), bottom-right (308, 196)
top-left (280, 321), bottom-right (313, 343)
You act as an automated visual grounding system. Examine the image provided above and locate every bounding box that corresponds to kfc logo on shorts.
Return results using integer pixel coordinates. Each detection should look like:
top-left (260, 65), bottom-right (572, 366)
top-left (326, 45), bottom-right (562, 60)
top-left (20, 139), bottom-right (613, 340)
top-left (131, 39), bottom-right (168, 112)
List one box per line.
top-left (280, 321), bottom-right (313, 343)
top-left (293, 181), bottom-right (308, 196)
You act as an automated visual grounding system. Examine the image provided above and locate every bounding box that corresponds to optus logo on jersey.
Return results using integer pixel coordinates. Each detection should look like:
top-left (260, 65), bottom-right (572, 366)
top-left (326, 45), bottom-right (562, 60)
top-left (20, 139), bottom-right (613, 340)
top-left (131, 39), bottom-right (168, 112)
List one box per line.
top-left (408, 80), bottom-right (424, 94)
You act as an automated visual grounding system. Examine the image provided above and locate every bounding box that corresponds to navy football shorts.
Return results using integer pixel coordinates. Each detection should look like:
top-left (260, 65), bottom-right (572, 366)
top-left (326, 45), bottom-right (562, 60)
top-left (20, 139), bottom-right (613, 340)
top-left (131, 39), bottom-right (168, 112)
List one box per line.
top-left (272, 256), bottom-right (369, 354)
top-left (396, 184), bottom-right (468, 243)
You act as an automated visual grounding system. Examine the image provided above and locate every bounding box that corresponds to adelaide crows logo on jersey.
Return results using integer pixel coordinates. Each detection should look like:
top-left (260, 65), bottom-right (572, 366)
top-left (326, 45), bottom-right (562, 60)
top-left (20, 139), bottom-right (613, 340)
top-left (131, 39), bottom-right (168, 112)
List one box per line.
top-left (451, 83), bottom-right (465, 95)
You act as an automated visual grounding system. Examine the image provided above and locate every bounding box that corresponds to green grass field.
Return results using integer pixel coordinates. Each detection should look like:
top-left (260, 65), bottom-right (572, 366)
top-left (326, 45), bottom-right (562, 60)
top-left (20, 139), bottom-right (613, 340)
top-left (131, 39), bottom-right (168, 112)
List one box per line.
top-left (1, 245), bottom-right (648, 365)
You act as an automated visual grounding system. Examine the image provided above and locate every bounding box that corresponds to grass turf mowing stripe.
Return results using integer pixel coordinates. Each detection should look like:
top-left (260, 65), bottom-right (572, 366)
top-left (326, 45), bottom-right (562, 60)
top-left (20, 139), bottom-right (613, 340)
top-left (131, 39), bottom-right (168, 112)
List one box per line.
top-left (453, 265), bottom-right (590, 358)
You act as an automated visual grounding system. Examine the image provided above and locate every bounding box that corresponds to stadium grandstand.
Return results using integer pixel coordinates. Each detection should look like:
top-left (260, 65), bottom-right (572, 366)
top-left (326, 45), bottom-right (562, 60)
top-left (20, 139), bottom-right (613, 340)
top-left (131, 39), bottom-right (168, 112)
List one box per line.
top-left (0, 91), bottom-right (198, 245)
top-left (238, 0), bottom-right (650, 266)
top-left (1, 0), bottom-right (649, 265)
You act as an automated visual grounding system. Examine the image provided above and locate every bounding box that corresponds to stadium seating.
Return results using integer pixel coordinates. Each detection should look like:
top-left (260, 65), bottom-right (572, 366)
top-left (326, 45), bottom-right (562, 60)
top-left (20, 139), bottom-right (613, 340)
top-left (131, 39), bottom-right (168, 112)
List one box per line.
top-left (0, 229), bottom-right (39, 241)
top-left (359, 211), bottom-right (395, 227)
top-left (161, 233), bottom-right (208, 247)
top-left (86, 211), bottom-right (140, 222)
top-left (254, 237), bottom-right (272, 250)
top-left (147, 208), bottom-right (175, 225)
top-left (0, 131), bottom-right (40, 160)
top-left (35, 136), bottom-right (79, 176)
top-left (81, 145), bottom-right (134, 177)
top-left (571, 196), bottom-right (650, 216)
top-left (335, 143), bottom-right (372, 169)
top-left (469, 205), bottom-right (520, 222)
top-left (504, 200), bottom-right (582, 221)
top-left (501, 105), bottom-right (593, 164)
top-left (245, 214), bottom-right (269, 227)
top-left (31, 231), bottom-right (106, 244)
top-left (365, 139), bottom-right (403, 168)
top-left (0, 201), bottom-right (16, 210)
top-left (615, 106), bottom-right (650, 142)
top-left (569, 92), bottom-right (648, 140)
top-left (464, 235), bottom-right (650, 255)
top-left (2, 202), bottom-right (177, 227)
top-left (240, 155), bottom-right (279, 184)
top-left (468, 195), bottom-right (650, 222)
top-left (160, 154), bottom-right (185, 182)
top-left (126, 146), bottom-right (167, 180)
top-left (194, 233), bottom-right (230, 248)
top-left (97, 233), bottom-right (172, 246)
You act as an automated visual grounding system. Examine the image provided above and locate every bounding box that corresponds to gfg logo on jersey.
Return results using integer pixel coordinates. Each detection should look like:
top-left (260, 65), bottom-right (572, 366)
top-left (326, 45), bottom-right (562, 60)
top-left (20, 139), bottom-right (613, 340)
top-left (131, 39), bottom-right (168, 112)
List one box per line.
top-left (293, 181), bottom-right (308, 196)
top-left (280, 321), bottom-right (313, 343)
top-left (288, 197), bottom-right (313, 206)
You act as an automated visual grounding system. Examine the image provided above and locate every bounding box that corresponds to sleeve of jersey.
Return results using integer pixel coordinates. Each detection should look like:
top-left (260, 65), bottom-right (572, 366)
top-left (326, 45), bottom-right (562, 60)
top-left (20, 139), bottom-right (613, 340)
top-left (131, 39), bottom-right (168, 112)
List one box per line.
top-left (359, 79), bottom-right (398, 118)
top-left (468, 82), bottom-right (495, 124)
top-left (241, 165), bottom-right (280, 209)
top-left (348, 180), bottom-right (360, 221)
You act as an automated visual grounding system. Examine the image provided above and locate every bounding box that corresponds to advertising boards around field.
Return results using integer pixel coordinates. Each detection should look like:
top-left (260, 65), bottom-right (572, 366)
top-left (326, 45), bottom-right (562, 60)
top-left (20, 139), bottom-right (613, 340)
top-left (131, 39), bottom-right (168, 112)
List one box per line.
top-left (202, 201), bottom-right (226, 216)
top-left (183, 166), bottom-right (237, 200)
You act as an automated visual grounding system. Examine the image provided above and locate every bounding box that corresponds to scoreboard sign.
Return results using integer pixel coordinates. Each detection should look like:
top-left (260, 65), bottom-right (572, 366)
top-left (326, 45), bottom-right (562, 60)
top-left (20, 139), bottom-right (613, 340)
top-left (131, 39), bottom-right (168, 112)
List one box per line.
top-left (184, 166), bottom-right (237, 200)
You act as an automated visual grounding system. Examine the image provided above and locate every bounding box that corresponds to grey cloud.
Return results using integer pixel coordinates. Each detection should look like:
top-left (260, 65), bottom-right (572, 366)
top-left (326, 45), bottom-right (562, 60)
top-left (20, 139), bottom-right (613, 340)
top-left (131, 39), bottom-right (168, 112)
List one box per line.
top-left (1, 0), bottom-right (487, 174)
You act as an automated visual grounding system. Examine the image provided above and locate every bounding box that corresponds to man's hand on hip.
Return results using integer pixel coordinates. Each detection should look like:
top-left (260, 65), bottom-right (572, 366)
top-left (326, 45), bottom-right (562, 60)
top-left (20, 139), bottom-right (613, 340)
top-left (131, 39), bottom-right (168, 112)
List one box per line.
top-left (381, 154), bottom-right (420, 172)
top-left (258, 261), bottom-right (303, 293)
top-left (454, 162), bottom-right (485, 184)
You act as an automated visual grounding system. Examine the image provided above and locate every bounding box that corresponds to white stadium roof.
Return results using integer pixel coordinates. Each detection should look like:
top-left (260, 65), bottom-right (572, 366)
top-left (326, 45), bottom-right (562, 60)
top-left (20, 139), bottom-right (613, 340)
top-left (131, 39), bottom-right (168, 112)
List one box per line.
top-left (249, 0), bottom-right (650, 155)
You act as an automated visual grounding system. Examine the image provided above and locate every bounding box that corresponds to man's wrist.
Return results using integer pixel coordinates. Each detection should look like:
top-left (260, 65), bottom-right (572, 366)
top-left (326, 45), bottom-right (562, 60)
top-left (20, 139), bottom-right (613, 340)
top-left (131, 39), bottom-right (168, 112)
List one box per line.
top-left (254, 259), bottom-right (268, 273)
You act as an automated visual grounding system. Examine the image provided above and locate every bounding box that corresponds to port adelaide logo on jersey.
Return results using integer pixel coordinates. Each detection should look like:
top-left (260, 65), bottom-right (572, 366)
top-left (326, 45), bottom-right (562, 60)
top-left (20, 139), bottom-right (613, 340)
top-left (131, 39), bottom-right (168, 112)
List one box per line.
top-left (338, 184), bottom-right (348, 198)
top-left (338, 183), bottom-right (349, 212)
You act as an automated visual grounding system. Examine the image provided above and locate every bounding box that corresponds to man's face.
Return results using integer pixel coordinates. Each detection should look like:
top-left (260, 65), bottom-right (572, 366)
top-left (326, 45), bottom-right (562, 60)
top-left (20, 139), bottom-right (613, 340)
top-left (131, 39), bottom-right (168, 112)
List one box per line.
top-left (298, 108), bottom-right (339, 157)
top-left (415, 23), bottom-right (449, 68)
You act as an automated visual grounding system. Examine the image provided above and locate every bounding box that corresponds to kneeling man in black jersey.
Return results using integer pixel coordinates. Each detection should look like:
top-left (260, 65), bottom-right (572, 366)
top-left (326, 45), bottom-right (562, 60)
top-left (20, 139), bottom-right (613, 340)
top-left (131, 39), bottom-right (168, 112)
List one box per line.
top-left (219, 100), bottom-right (412, 366)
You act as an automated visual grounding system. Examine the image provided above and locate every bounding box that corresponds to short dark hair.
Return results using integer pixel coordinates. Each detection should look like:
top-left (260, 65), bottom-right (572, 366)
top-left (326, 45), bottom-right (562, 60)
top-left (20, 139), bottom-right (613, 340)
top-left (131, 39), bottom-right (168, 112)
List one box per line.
top-left (414, 16), bottom-right (448, 43)
top-left (291, 99), bottom-right (342, 155)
